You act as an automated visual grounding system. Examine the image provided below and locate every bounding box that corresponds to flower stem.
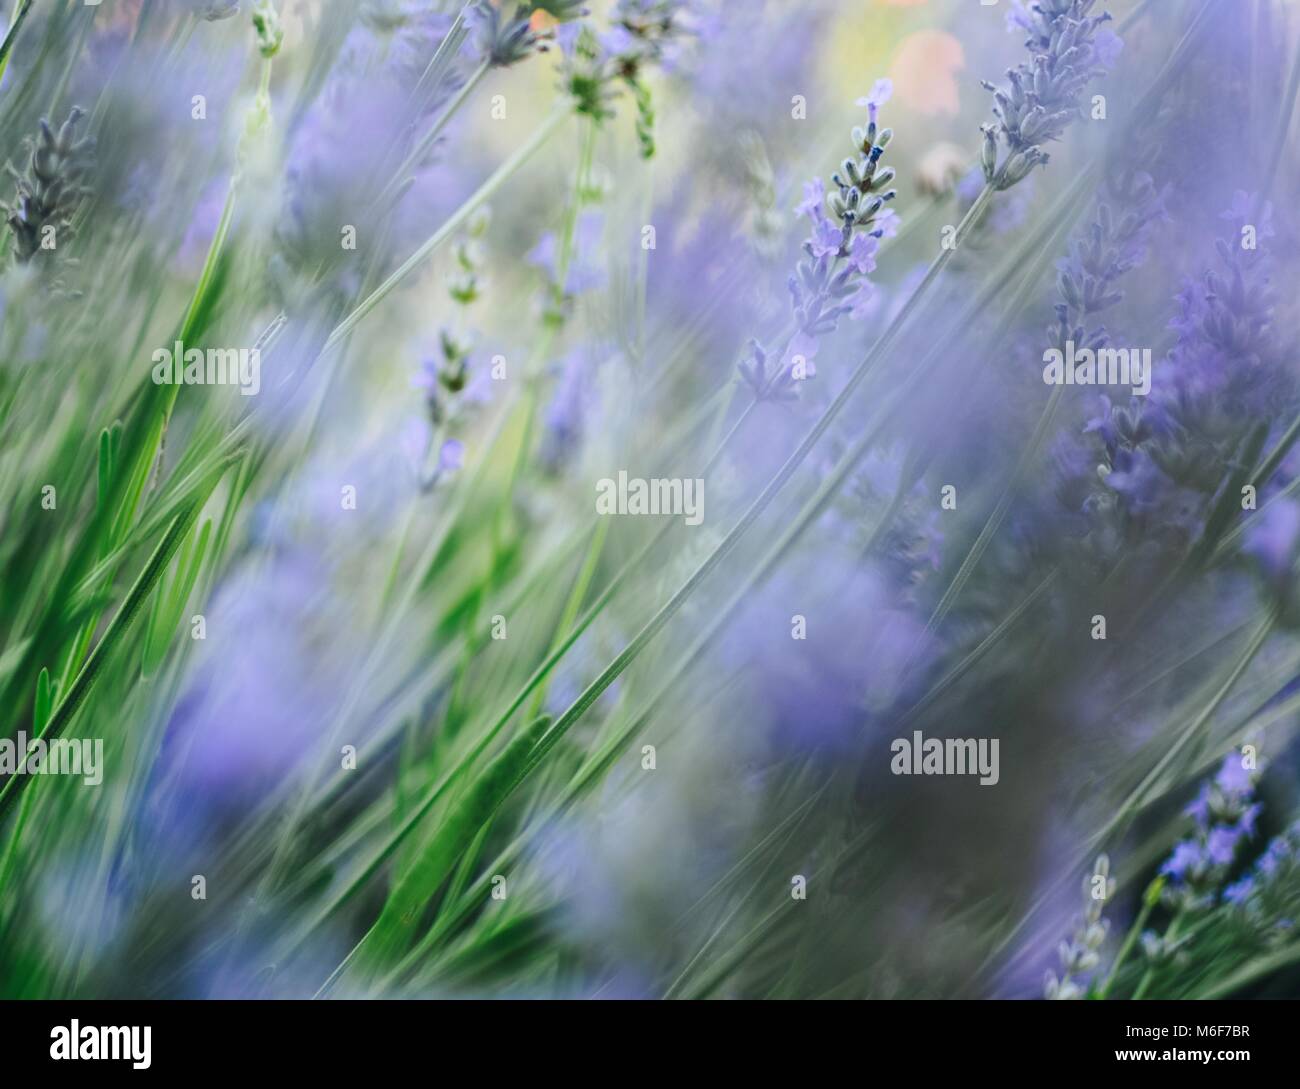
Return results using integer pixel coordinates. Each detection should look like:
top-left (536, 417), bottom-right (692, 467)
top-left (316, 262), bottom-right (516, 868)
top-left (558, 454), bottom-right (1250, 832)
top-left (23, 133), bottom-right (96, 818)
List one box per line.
top-left (1094, 877), bottom-right (1164, 999)
top-left (323, 106), bottom-right (570, 355)
top-left (1090, 608), bottom-right (1277, 871)
top-left (0, 504), bottom-right (207, 826)
top-left (1131, 909), bottom-right (1185, 1000)
top-left (380, 58), bottom-right (492, 207)
top-left (411, 5), bottom-right (472, 112)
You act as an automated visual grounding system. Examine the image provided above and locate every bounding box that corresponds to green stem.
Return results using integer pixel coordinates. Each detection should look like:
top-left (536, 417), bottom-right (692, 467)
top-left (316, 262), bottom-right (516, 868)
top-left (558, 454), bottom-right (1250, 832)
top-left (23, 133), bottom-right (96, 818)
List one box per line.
top-left (923, 385), bottom-right (1064, 639)
top-left (380, 59), bottom-right (491, 207)
top-left (528, 518), bottom-right (609, 721)
top-left (1098, 608), bottom-right (1277, 851)
top-left (495, 114), bottom-right (597, 576)
top-left (1094, 877), bottom-right (1164, 999)
top-left (0, 0), bottom-right (34, 85)
top-left (0, 505), bottom-right (204, 828)
top-left (412, 7), bottom-right (472, 112)
top-left (1201, 938), bottom-right (1300, 999)
top-left (323, 108), bottom-right (570, 355)
top-left (1132, 910), bottom-right (1184, 1000)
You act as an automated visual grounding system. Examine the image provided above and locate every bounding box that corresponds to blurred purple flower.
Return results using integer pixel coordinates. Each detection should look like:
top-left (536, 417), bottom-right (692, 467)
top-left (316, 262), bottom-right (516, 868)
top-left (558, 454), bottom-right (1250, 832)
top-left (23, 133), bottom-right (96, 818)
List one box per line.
top-left (1205, 825), bottom-right (1243, 867)
top-left (796, 177), bottom-right (825, 222)
top-left (280, 12), bottom-right (462, 281)
top-left (1214, 752), bottom-right (1256, 797)
top-left (719, 560), bottom-right (935, 757)
top-left (689, 2), bottom-right (824, 137)
top-left (806, 215), bottom-right (843, 260)
top-left (1093, 28), bottom-right (1124, 70)
top-left (845, 232), bottom-right (879, 276)
top-left (1223, 877), bottom-right (1253, 905)
top-left (1243, 499), bottom-right (1300, 584)
top-left (1161, 840), bottom-right (1203, 880)
top-left (529, 210), bottom-right (606, 296)
top-left (1160, 748), bottom-right (1263, 904)
top-left (540, 345), bottom-right (606, 473)
top-left (439, 438), bottom-right (466, 472)
top-left (855, 78), bottom-right (893, 124)
top-left (155, 548), bottom-right (333, 821)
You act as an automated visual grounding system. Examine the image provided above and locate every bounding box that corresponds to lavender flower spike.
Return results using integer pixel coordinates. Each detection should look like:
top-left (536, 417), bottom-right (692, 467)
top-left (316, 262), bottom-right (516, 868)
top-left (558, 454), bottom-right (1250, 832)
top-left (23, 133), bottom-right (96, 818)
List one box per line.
top-left (981, 0), bottom-right (1121, 190)
top-left (1045, 854), bottom-right (1115, 999)
top-left (1158, 748), bottom-right (1263, 910)
top-left (741, 83), bottom-right (901, 400)
top-left (3, 108), bottom-right (96, 264)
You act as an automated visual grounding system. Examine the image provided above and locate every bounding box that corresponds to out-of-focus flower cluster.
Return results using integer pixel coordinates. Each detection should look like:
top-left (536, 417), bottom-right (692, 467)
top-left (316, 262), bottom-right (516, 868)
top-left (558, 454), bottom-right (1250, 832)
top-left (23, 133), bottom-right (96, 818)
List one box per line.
top-left (1159, 750), bottom-right (1263, 910)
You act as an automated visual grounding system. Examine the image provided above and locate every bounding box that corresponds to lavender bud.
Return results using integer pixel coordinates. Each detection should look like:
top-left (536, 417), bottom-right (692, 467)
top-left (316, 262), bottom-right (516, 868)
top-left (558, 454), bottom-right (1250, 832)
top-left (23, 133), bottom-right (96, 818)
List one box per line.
top-left (980, 126), bottom-right (998, 181)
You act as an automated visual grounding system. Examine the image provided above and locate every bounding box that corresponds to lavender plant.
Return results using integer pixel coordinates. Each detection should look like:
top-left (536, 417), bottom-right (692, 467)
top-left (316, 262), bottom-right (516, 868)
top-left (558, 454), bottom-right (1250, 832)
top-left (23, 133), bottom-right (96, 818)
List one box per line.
top-left (1060, 192), bottom-right (1283, 577)
top-left (739, 80), bottom-right (900, 401)
top-left (2, 107), bottom-right (95, 265)
top-left (981, 0), bottom-right (1122, 190)
top-left (1044, 855), bottom-right (1114, 999)
top-left (1, 0), bottom-right (1299, 1009)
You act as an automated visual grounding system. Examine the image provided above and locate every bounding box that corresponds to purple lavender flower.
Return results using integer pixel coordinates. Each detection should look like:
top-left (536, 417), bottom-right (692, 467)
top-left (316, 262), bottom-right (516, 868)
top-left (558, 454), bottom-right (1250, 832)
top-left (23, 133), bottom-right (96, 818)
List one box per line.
top-left (1055, 190), bottom-right (1287, 574)
top-left (795, 178), bottom-right (824, 221)
top-left (1045, 855), bottom-right (1114, 999)
top-left (981, 0), bottom-right (1120, 189)
top-left (741, 85), bottom-right (902, 400)
top-left (1162, 840), bottom-right (1205, 881)
top-left (439, 438), bottom-right (466, 473)
top-left (1160, 749), bottom-right (1263, 906)
top-left (558, 1), bottom-right (692, 157)
top-left (718, 557), bottom-right (936, 757)
top-left (470, 1), bottom-right (589, 68)
top-left (1215, 753), bottom-right (1256, 798)
top-left (605, 0), bottom-right (696, 71)
top-left (2, 108), bottom-right (96, 265)
top-left (1223, 877), bottom-right (1254, 905)
top-left (737, 340), bottom-right (797, 405)
top-left (1238, 804), bottom-right (1262, 837)
top-left (1056, 169), bottom-right (1167, 335)
top-left (1051, 184), bottom-right (1295, 569)
top-left (1257, 832), bottom-right (1296, 877)
top-left (1154, 193), bottom-right (1286, 425)
top-left (856, 78), bottom-right (893, 126)
top-left (1205, 825), bottom-right (1245, 867)
top-left (1005, 0), bottom-right (1034, 35)
top-left (148, 547), bottom-right (341, 860)
top-left (278, 10), bottom-right (466, 293)
top-left (539, 345), bottom-right (606, 473)
top-left (1219, 820), bottom-right (1300, 915)
top-left (529, 210), bottom-right (606, 298)
top-left (846, 445), bottom-right (945, 599)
